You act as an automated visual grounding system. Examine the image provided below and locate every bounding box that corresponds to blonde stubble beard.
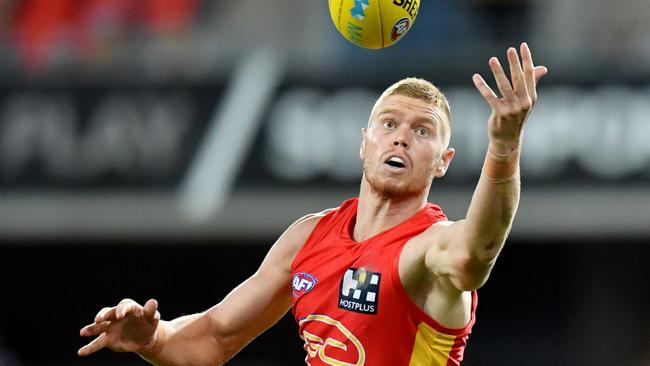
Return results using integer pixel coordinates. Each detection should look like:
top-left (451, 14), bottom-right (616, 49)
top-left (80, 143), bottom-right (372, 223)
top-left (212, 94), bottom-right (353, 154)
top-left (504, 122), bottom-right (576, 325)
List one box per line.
top-left (362, 159), bottom-right (435, 200)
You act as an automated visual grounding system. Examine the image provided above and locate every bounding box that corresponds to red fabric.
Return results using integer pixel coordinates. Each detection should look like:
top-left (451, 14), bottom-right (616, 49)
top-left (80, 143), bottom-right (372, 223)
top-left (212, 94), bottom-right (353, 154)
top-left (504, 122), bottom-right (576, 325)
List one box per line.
top-left (291, 198), bottom-right (476, 365)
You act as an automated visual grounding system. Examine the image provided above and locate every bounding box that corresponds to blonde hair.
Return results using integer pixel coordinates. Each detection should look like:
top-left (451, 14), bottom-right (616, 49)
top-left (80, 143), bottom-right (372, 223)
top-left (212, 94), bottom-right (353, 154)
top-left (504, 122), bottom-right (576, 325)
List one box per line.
top-left (373, 77), bottom-right (452, 145)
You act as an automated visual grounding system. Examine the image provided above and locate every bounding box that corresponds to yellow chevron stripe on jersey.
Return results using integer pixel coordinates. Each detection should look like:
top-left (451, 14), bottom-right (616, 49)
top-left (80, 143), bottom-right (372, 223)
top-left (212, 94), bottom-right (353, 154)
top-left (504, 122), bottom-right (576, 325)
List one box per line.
top-left (408, 322), bottom-right (456, 366)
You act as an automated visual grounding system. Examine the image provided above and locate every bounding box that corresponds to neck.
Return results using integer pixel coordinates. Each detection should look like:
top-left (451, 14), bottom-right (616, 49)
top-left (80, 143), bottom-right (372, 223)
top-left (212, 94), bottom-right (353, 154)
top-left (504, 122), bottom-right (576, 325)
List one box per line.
top-left (353, 176), bottom-right (429, 242)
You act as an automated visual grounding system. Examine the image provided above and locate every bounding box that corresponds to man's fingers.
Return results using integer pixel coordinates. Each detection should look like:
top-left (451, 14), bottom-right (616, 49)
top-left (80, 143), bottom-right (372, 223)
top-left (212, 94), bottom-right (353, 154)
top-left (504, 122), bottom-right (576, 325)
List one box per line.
top-left (521, 42), bottom-right (549, 103)
top-left (95, 307), bottom-right (116, 323)
top-left (80, 321), bottom-right (111, 337)
top-left (507, 47), bottom-right (526, 97)
top-left (143, 298), bottom-right (159, 323)
top-left (472, 74), bottom-right (500, 108)
top-left (534, 66), bottom-right (548, 82)
top-left (78, 333), bottom-right (107, 357)
top-left (116, 302), bottom-right (142, 320)
top-left (489, 57), bottom-right (515, 100)
top-left (521, 44), bottom-right (549, 83)
top-left (521, 42), bottom-right (536, 97)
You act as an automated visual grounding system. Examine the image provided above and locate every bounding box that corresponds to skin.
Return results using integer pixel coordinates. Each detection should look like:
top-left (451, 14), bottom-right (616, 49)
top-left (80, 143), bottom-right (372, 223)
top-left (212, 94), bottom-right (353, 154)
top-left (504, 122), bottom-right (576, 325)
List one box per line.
top-left (78, 43), bottom-right (547, 365)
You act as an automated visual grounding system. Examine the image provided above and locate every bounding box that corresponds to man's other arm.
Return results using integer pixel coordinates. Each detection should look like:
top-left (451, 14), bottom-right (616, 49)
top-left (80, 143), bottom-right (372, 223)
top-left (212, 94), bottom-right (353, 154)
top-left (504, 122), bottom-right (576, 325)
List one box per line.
top-left (79, 213), bottom-right (326, 366)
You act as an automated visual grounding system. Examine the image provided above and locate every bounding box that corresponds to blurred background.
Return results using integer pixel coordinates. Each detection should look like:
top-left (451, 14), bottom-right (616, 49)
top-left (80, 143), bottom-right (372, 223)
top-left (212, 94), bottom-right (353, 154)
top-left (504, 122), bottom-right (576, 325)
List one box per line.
top-left (0, 0), bottom-right (648, 365)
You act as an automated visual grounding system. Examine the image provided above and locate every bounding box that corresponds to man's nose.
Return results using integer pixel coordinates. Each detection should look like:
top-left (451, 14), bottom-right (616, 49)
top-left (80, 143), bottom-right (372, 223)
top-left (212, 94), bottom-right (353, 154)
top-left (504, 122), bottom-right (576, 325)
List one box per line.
top-left (393, 140), bottom-right (408, 149)
top-left (393, 131), bottom-right (409, 149)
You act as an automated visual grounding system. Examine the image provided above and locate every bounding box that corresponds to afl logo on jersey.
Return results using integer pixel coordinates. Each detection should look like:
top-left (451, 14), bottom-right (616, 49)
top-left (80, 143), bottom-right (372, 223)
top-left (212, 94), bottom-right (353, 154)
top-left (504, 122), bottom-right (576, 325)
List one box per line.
top-left (292, 272), bottom-right (318, 298)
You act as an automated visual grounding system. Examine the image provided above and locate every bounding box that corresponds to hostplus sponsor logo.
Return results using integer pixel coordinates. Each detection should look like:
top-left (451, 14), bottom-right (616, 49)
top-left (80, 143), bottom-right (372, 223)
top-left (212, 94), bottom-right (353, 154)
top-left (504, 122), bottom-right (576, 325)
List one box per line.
top-left (292, 272), bottom-right (317, 298)
top-left (338, 267), bottom-right (381, 315)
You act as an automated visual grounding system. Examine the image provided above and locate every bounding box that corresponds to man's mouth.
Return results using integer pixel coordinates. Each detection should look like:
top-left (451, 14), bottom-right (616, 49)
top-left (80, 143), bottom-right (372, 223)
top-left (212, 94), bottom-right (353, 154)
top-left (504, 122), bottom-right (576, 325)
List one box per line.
top-left (385, 156), bottom-right (406, 168)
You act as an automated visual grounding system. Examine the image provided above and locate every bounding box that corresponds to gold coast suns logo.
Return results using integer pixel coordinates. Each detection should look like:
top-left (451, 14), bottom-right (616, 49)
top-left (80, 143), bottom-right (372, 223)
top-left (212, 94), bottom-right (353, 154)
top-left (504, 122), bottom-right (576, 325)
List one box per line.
top-left (298, 314), bottom-right (366, 366)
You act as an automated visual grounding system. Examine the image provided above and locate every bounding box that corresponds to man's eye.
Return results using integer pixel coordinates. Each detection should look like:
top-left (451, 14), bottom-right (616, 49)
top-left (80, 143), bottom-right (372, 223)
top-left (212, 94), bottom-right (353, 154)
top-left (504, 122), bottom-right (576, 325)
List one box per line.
top-left (383, 121), bottom-right (395, 129)
top-left (416, 128), bottom-right (429, 137)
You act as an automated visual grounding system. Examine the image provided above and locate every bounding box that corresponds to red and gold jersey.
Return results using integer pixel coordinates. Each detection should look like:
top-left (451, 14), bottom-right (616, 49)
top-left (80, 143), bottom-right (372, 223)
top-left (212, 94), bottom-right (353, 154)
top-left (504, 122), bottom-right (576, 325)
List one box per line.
top-left (291, 198), bottom-right (477, 366)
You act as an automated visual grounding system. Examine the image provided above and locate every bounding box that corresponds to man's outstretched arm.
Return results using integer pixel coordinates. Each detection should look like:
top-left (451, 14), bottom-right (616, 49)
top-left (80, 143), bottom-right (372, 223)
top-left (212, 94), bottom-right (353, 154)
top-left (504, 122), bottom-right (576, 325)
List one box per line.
top-left (427, 42), bottom-right (548, 291)
top-left (78, 213), bottom-right (324, 366)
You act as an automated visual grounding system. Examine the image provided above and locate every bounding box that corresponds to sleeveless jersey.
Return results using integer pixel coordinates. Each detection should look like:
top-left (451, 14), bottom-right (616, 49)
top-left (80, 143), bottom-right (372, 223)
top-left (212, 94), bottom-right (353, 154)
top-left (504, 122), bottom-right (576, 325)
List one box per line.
top-left (291, 198), bottom-right (477, 366)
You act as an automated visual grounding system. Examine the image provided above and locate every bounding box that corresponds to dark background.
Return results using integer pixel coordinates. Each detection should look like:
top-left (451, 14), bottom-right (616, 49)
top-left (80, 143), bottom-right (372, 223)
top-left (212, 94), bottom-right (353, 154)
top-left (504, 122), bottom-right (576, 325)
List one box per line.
top-left (1, 239), bottom-right (648, 366)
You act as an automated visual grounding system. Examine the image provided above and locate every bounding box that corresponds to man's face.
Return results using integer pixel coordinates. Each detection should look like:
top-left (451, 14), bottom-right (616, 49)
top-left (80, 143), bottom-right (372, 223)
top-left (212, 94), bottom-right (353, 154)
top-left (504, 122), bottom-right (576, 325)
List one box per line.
top-left (360, 94), bottom-right (454, 198)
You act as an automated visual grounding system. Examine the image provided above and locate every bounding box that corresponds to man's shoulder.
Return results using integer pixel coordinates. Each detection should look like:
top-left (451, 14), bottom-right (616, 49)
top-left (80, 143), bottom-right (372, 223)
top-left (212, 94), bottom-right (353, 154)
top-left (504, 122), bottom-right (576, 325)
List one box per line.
top-left (402, 218), bottom-right (456, 262)
top-left (278, 197), bottom-right (358, 258)
top-left (277, 208), bottom-right (338, 254)
top-left (290, 197), bottom-right (358, 236)
top-left (291, 208), bottom-right (336, 234)
top-left (423, 202), bottom-right (449, 223)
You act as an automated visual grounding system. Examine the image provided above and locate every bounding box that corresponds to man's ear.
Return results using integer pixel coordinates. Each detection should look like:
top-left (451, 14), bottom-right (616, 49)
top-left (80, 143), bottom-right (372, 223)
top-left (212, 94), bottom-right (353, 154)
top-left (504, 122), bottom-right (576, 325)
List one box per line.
top-left (434, 148), bottom-right (455, 178)
top-left (359, 127), bottom-right (367, 160)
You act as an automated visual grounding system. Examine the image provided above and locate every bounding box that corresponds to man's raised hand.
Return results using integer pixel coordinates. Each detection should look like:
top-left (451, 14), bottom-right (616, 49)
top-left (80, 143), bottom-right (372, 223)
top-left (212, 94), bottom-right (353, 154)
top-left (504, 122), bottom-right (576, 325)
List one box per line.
top-left (472, 42), bottom-right (548, 154)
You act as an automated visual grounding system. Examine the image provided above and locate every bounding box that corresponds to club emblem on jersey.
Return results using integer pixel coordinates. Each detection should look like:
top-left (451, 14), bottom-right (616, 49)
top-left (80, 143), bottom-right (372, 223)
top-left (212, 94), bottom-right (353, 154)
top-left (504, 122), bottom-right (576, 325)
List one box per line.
top-left (299, 314), bottom-right (366, 365)
top-left (338, 267), bottom-right (381, 315)
top-left (292, 272), bottom-right (318, 298)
